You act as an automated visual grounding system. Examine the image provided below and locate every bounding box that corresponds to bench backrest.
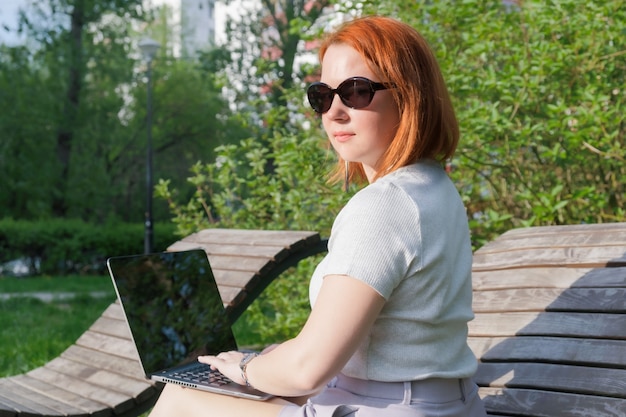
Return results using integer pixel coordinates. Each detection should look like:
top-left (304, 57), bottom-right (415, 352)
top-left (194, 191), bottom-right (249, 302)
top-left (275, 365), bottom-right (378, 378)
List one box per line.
top-left (469, 223), bottom-right (626, 417)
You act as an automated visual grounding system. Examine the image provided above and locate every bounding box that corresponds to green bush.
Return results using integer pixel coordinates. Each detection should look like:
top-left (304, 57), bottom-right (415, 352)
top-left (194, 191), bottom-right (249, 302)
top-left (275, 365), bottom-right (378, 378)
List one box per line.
top-left (0, 218), bottom-right (177, 275)
top-left (364, 0), bottom-right (626, 245)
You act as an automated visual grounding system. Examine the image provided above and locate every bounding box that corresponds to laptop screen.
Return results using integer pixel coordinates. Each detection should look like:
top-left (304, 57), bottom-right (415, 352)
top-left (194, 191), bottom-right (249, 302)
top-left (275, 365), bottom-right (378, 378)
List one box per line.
top-left (107, 249), bottom-right (238, 374)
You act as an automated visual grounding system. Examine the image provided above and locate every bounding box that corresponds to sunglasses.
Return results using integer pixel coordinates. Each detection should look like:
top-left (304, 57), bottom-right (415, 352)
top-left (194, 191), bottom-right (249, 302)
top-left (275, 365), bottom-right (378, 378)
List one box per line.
top-left (306, 77), bottom-right (392, 114)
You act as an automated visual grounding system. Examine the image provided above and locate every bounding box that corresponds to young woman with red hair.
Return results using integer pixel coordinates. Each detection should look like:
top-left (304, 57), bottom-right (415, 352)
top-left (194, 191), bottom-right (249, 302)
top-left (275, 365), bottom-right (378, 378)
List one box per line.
top-left (149, 16), bottom-right (487, 417)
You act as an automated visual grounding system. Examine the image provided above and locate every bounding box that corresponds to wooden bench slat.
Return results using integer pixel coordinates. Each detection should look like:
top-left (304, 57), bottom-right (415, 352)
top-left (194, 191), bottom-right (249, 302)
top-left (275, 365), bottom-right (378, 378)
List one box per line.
top-left (0, 379), bottom-right (79, 416)
top-left (478, 387), bottom-right (626, 417)
top-left (0, 393), bottom-right (21, 416)
top-left (213, 269), bottom-right (262, 289)
top-left (477, 223), bottom-right (626, 248)
top-left (468, 336), bottom-right (626, 367)
top-left (88, 315), bottom-right (133, 339)
top-left (207, 254), bottom-right (276, 274)
top-left (478, 228), bottom-right (626, 251)
top-left (61, 345), bottom-right (148, 382)
top-left (26, 367), bottom-right (134, 415)
top-left (473, 287), bottom-right (626, 313)
top-left (494, 222), bottom-right (626, 237)
top-left (472, 267), bottom-right (626, 290)
top-left (475, 362), bottom-right (626, 398)
top-left (167, 241), bottom-right (291, 261)
top-left (0, 402), bottom-right (18, 417)
top-left (9, 375), bottom-right (110, 417)
top-left (101, 301), bottom-right (125, 321)
top-left (44, 357), bottom-right (153, 399)
top-left (469, 312), bottom-right (625, 339)
top-left (74, 330), bottom-right (139, 361)
top-left (172, 228), bottom-right (319, 247)
top-left (472, 246), bottom-right (626, 271)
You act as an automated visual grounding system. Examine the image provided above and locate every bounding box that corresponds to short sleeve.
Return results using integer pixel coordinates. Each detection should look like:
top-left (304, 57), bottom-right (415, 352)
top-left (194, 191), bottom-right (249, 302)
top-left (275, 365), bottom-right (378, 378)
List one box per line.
top-left (322, 182), bottom-right (422, 299)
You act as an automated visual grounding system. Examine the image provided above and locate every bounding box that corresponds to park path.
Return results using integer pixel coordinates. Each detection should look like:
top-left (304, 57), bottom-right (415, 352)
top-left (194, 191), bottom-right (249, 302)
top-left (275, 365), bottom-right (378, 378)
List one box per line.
top-left (0, 291), bottom-right (111, 302)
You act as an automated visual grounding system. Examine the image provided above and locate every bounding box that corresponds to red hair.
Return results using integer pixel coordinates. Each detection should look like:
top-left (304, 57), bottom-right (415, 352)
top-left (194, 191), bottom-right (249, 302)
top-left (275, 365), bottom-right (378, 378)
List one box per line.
top-left (319, 16), bottom-right (459, 184)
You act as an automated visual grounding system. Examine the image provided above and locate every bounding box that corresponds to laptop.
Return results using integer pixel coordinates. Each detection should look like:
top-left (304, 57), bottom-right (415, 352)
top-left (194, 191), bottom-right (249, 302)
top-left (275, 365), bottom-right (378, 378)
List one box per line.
top-left (106, 249), bottom-right (273, 400)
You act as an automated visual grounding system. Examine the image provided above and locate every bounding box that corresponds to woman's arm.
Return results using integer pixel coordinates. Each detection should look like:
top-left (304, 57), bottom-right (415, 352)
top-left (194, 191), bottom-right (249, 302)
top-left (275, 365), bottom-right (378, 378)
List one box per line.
top-left (199, 274), bottom-right (385, 397)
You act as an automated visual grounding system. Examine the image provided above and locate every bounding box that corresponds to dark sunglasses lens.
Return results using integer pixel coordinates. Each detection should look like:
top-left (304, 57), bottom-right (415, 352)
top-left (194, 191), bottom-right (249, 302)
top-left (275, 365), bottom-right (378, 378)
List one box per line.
top-left (307, 78), bottom-right (378, 113)
top-left (307, 84), bottom-right (333, 113)
top-left (338, 79), bottom-right (374, 109)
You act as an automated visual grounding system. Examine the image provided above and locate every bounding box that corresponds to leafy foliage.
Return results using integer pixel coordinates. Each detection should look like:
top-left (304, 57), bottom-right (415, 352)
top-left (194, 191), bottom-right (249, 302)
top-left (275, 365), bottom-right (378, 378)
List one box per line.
top-left (0, 1), bottom-right (238, 223)
top-left (359, 0), bottom-right (625, 245)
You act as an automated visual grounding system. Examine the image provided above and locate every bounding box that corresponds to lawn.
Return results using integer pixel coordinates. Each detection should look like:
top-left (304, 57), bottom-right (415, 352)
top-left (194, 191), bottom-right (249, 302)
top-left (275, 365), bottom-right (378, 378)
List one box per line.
top-left (0, 275), bottom-right (116, 377)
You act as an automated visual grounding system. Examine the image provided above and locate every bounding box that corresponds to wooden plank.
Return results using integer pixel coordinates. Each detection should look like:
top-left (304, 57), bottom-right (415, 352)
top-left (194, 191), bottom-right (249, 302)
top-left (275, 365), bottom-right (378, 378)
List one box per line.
top-left (88, 316), bottom-right (133, 339)
top-left (479, 223), bottom-right (626, 247)
top-left (496, 222), bottom-right (626, 237)
top-left (478, 387), bottom-right (626, 417)
top-left (473, 287), bottom-right (626, 313)
top-left (44, 357), bottom-right (153, 399)
top-left (180, 228), bottom-right (318, 244)
top-left (100, 301), bottom-right (125, 321)
top-left (61, 345), bottom-right (148, 381)
top-left (469, 312), bottom-right (626, 339)
top-left (0, 389), bottom-right (37, 416)
top-left (478, 228), bottom-right (626, 252)
top-left (0, 379), bottom-right (76, 416)
top-left (167, 241), bottom-right (290, 261)
top-left (26, 367), bottom-right (134, 415)
top-left (474, 362), bottom-right (626, 397)
top-left (472, 246), bottom-right (626, 271)
top-left (468, 336), bottom-right (626, 367)
top-left (168, 229), bottom-right (319, 253)
top-left (10, 374), bottom-right (111, 417)
top-left (472, 267), bottom-right (626, 290)
top-left (213, 269), bottom-right (260, 289)
top-left (74, 330), bottom-right (140, 361)
top-left (207, 254), bottom-right (275, 274)
top-left (0, 393), bottom-right (19, 417)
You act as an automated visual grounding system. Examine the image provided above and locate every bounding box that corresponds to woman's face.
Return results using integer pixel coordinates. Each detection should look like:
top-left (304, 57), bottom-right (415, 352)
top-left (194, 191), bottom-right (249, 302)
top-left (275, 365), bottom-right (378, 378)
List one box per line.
top-left (320, 43), bottom-right (400, 182)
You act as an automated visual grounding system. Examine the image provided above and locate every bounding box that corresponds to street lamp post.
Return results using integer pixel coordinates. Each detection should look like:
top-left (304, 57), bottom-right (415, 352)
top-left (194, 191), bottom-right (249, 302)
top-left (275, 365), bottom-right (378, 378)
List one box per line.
top-left (139, 37), bottom-right (160, 254)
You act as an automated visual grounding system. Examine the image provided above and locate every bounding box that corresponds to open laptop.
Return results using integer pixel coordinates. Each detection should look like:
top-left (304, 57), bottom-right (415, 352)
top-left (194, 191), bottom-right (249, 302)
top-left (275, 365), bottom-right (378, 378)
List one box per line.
top-left (106, 249), bottom-right (273, 400)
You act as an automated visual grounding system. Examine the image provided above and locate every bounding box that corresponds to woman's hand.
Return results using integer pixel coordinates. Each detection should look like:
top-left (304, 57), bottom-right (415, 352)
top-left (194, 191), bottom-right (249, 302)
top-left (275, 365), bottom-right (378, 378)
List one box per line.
top-left (198, 351), bottom-right (247, 386)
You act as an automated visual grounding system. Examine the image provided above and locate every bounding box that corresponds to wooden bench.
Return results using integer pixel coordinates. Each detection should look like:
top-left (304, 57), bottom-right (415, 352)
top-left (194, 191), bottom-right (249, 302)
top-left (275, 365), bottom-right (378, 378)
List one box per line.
top-left (0, 229), bottom-right (327, 417)
top-left (1, 224), bottom-right (625, 416)
top-left (469, 222), bottom-right (626, 416)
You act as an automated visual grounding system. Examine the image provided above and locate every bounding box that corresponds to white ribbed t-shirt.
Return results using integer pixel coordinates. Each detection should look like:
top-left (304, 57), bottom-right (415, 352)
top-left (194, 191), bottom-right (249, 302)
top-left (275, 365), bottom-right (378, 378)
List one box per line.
top-left (310, 160), bottom-right (478, 382)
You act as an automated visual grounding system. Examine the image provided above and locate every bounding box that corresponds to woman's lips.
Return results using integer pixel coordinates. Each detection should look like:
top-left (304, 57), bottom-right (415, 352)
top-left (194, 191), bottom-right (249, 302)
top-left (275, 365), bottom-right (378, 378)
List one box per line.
top-left (333, 132), bottom-right (354, 143)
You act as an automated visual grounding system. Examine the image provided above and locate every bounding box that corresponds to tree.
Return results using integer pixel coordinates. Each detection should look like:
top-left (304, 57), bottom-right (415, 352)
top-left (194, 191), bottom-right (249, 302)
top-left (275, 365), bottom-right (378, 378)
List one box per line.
top-left (220, 1), bottom-right (332, 119)
top-left (0, 45), bottom-right (58, 218)
top-left (17, 0), bottom-right (147, 217)
top-left (0, 0), bottom-right (239, 223)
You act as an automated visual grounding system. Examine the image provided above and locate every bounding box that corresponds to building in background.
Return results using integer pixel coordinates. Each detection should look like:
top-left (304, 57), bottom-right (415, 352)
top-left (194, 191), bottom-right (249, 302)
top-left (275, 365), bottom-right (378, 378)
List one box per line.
top-left (180, 0), bottom-right (217, 58)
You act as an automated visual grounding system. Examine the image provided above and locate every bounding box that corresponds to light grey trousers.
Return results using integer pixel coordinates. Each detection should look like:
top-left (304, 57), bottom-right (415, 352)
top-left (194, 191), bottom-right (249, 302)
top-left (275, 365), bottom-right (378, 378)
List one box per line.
top-left (279, 374), bottom-right (487, 417)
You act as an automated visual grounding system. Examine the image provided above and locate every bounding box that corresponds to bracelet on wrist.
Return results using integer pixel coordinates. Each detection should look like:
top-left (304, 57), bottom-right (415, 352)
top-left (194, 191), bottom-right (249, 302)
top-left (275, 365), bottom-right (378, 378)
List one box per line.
top-left (239, 352), bottom-right (258, 387)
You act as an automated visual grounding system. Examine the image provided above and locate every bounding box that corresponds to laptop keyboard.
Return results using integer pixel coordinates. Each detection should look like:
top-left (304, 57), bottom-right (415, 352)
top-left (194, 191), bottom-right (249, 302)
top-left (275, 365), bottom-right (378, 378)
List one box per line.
top-left (172, 363), bottom-right (232, 387)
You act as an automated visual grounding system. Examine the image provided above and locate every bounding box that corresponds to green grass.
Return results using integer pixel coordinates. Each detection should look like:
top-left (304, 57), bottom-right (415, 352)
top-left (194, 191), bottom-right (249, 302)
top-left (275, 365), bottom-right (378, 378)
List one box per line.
top-left (0, 274), bottom-right (114, 294)
top-left (0, 275), bottom-right (116, 377)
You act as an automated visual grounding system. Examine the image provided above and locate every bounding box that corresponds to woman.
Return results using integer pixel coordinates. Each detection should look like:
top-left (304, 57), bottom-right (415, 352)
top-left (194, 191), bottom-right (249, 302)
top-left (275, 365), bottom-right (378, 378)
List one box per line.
top-left (149, 16), bottom-right (487, 417)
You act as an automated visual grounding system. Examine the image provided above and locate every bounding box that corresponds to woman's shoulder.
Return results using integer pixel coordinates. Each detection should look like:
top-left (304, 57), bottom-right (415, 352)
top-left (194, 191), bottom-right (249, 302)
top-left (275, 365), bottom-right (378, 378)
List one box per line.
top-left (352, 161), bottom-right (448, 204)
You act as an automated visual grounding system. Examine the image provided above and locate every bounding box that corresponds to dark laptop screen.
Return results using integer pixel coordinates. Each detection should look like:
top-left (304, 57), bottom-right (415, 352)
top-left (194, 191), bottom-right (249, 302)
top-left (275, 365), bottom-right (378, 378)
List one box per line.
top-left (107, 249), bottom-right (237, 374)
